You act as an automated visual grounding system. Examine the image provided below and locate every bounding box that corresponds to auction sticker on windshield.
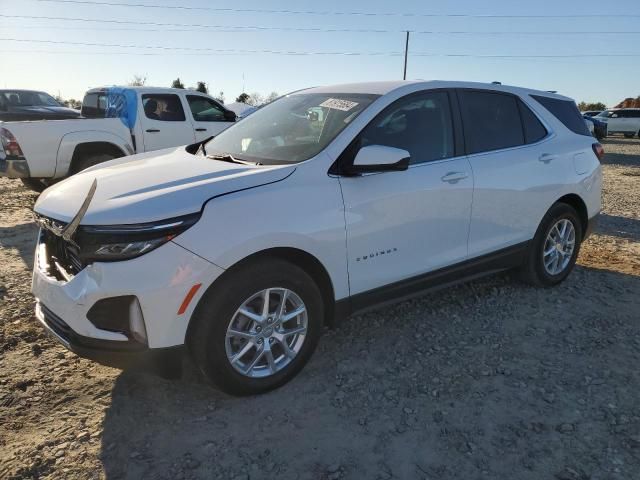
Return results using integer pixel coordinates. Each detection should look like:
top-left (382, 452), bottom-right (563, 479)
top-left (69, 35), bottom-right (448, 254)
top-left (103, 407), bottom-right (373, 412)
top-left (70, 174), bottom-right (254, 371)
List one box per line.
top-left (319, 98), bottom-right (359, 112)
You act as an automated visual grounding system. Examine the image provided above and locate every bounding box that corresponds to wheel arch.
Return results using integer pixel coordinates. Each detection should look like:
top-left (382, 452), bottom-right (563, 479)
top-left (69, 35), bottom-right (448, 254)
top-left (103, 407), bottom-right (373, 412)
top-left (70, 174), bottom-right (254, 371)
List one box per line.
top-left (554, 193), bottom-right (588, 239)
top-left (185, 247), bottom-right (338, 345)
top-left (69, 142), bottom-right (127, 174)
top-left (55, 131), bottom-right (132, 177)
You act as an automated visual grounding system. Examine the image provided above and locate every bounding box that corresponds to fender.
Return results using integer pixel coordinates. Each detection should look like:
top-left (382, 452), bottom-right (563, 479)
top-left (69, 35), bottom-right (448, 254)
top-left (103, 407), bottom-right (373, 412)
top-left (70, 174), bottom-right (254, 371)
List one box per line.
top-left (55, 130), bottom-right (133, 178)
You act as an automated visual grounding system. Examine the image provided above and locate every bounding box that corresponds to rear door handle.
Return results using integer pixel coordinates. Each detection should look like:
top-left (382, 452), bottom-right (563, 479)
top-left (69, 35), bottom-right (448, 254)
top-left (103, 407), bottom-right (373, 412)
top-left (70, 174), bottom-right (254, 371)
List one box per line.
top-left (538, 153), bottom-right (557, 164)
top-left (440, 171), bottom-right (468, 184)
top-left (146, 129), bottom-right (160, 133)
top-left (195, 128), bottom-right (207, 132)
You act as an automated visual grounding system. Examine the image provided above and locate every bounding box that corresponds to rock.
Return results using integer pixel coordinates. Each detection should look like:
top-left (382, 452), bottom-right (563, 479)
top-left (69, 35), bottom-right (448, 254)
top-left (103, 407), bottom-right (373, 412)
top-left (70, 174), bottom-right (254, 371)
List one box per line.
top-left (76, 431), bottom-right (90, 442)
top-left (556, 423), bottom-right (575, 434)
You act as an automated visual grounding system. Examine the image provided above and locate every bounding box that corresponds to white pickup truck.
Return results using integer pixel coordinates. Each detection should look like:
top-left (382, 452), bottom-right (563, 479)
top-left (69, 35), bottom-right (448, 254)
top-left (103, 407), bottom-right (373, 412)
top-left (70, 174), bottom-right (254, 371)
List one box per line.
top-left (0, 86), bottom-right (237, 191)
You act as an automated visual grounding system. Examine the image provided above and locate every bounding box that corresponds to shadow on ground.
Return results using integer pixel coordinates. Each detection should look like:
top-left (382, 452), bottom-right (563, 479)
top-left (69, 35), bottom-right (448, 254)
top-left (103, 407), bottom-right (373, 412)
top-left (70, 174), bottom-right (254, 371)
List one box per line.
top-left (99, 264), bottom-right (640, 480)
top-left (0, 222), bottom-right (37, 269)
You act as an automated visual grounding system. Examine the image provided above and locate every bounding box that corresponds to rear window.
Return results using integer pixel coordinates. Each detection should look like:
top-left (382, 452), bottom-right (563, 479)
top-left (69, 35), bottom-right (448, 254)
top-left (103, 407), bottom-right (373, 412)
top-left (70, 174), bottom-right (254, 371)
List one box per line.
top-left (531, 95), bottom-right (591, 136)
top-left (81, 92), bottom-right (107, 117)
top-left (459, 90), bottom-right (525, 154)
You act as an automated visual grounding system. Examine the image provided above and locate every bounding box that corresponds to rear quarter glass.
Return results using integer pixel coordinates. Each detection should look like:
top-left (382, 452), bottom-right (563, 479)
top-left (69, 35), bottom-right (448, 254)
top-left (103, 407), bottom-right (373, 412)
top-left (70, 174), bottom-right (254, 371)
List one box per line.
top-left (531, 95), bottom-right (591, 137)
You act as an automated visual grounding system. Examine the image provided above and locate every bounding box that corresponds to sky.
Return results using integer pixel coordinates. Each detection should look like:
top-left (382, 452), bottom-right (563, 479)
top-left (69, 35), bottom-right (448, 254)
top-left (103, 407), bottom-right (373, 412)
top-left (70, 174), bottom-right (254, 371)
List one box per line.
top-left (0, 0), bottom-right (638, 106)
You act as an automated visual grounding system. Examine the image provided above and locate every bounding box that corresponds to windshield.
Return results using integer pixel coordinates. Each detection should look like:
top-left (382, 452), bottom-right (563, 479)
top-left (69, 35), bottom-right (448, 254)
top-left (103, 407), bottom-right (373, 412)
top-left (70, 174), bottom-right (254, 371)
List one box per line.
top-left (1, 90), bottom-right (61, 107)
top-left (596, 110), bottom-right (614, 118)
top-left (204, 92), bottom-right (379, 164)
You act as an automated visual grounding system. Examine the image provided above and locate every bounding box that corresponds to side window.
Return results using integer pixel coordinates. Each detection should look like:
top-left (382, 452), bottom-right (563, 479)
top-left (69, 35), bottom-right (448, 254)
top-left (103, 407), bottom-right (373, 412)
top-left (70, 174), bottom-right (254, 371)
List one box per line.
top-left (142, 94), bottom-right (185, 122)
top-left (629, 110), bottom-right (640, 118)
top-left (531, 95), bottom-right (591, 136)
top-left (359, 91), bottom-right (454, 165)
top-left (459, 90), bottom-right (524, 154)
top-left (187, 95), bottom-right (226, 122)
top-left (518, 100), bottom-right (548, 144)
top-left (81, 92), bottom-right (107, 117)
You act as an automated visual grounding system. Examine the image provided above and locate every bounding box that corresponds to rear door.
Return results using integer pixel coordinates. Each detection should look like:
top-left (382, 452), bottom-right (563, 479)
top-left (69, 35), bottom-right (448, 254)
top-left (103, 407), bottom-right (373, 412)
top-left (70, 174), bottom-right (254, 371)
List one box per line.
top-left (338, 90), bottom-right (473, 295)
top-left (185, 94), bottom-right (235, 141)
top-left (458, 89), bottom-right (560, 257)
top-left (139, 93), bottom-right (195, 151)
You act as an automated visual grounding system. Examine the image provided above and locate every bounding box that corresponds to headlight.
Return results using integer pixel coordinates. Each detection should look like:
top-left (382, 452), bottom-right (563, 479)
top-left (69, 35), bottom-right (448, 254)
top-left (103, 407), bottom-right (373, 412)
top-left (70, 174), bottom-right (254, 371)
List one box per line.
top-left (76, 212), bottom-right (200, 262)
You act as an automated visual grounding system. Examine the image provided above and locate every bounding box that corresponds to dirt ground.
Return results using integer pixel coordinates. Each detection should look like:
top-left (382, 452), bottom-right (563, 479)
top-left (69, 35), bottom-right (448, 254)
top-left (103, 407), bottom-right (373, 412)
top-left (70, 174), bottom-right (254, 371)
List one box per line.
top-left (1, 138), bottom-right (639, 480)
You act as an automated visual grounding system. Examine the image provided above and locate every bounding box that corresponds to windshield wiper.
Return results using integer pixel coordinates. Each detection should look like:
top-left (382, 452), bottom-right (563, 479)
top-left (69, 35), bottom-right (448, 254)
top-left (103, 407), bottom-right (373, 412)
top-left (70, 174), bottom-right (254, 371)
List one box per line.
top-left (206, 153), bottom-right (261, 166)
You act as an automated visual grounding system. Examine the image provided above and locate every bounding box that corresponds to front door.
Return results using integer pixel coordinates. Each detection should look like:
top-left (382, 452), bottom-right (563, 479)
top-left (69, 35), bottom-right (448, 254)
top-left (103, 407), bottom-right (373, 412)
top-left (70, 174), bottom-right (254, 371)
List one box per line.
top-left (186, 94), bottom-right (235, 142)
top-left (139, 93), bottom-right (196, 151)
top-left (338, 90), bottom-right (473, 296)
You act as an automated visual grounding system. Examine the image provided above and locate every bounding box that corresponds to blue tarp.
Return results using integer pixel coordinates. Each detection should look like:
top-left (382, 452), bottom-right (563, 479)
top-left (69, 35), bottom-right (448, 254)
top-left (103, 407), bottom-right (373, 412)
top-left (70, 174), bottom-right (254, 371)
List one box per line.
top-left (104, 87), bottom-right (137, 130)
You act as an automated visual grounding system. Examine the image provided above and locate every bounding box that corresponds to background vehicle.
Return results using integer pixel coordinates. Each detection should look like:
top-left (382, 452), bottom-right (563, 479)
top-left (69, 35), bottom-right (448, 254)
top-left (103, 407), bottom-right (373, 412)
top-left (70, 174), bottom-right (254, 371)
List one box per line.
top-left (0, 89), bottom-right (81, 122)
top-left (31, 81), bottom-right (602, 395)
top-left (0, 86), bottom-right (237, 191)
top-left (583, 115), bottom-right (607, 140)
top-left (596, 108), bottom-right (640, 137)
top-left (582, 110), bottom-right (602, 117)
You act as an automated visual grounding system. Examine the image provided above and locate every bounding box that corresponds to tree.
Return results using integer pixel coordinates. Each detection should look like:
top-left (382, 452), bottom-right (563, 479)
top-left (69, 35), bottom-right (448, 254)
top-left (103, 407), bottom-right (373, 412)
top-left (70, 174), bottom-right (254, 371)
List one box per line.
top-left (128, 75), bottom-right (147, 86)
top-left (216, 91), bottom-right (225, 103)
top-left (578, 101), bottom-right (606, 112)
top-left (195, 81), bottom-right (208, 94)
top-left (265, 91), bottom-right (279, 103)
top-left (235, 92), bottom-right (250, 103)
top-left (246, 92), bottom-right (264, 107)
top-left (171, 78), bottom-right (185, 89)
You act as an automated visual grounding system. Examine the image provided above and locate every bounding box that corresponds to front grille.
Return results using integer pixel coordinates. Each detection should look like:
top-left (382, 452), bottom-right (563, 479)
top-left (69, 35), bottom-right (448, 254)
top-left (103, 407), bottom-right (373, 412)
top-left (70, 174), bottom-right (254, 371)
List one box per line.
top-left (39, 227), bottom-right (85, 280)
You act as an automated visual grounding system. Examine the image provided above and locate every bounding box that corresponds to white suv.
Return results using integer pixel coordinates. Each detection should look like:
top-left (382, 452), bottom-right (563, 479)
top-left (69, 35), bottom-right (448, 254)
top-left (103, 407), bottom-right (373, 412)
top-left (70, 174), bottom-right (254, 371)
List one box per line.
top-left (31, 81), bottom-right (603, 395)
top-left (595, 108), bottom-right (640, 138)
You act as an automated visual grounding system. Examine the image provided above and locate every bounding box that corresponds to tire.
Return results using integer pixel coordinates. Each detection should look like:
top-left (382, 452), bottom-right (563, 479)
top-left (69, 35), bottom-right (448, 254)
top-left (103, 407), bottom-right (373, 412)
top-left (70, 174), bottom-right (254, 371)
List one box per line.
top-left (20, 178), bottom-right (48, 193)
top-left (71, 153), bottom-right (115, 175)
top-left (624, 133), bottom-right (635, 139)
top-left (520, 203), bottom-right (583, 287)
top-left (188, 259), bottom-right (324, 395)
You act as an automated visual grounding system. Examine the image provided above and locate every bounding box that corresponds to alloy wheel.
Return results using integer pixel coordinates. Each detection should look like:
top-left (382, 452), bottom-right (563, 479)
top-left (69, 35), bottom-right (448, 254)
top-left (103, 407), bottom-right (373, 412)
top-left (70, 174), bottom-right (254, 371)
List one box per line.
top-left (542, 218), bottom-right (576, 275)
top-left (225, 288), bottom-right (308, 378)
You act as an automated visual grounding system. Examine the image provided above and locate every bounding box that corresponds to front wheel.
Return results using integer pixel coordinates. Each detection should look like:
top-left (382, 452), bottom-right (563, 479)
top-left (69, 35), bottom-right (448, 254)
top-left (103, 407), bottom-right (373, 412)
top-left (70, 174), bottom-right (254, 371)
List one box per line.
top-left (188, 259), bottom-right (324, 395)
top-left (520, 203), bottom-right (583, 287)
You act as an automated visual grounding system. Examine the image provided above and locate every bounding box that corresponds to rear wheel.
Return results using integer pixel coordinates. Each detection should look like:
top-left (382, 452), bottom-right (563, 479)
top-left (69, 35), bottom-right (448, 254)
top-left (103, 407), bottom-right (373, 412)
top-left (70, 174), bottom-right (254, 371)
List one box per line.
top-left (520, 203), bottom-right (583, 287)
top-left (71, 153), bottom-right (115, 175)
top-left (188, 259), bottom-right (323, 395)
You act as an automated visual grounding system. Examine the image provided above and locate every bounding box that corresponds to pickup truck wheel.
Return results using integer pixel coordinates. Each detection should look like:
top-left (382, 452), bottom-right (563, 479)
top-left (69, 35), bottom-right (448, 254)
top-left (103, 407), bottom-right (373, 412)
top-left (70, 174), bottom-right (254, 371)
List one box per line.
top-left (20, 178), bottom-right (49, 193)
top-left (71, 153), bottom-right (115, 174)
top-left (188, 259), bottom-right (323, 395)
top-left (519, 203), bottom-right (582, 287)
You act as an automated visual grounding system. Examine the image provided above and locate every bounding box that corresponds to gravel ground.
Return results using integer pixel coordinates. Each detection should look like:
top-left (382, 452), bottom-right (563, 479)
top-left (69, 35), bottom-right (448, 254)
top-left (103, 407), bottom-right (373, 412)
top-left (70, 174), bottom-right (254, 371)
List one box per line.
top-left (1, 138), bottom-right (639, 480)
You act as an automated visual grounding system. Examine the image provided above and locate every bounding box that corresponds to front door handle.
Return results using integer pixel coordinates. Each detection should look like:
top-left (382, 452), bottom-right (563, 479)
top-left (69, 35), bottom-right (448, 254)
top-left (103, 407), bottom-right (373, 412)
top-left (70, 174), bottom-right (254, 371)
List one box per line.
top-left (195, 128), bottom-right (207, 132)
top-left (146, 129), bottom-right (160, 133)
top-left (538, 153), bottom-right (557, 164)
top-left (440, 171), bottom-right (468, 184)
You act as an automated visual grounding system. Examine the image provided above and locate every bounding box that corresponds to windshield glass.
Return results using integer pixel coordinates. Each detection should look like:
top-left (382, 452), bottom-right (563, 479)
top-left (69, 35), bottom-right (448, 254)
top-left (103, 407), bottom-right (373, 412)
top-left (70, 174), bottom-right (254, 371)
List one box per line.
top-left (204, 92), bottom-right (379, 164)
top-left (596, 110), bottom-right (614, 118)
top-left (1, 91), bottom-right (61, 107)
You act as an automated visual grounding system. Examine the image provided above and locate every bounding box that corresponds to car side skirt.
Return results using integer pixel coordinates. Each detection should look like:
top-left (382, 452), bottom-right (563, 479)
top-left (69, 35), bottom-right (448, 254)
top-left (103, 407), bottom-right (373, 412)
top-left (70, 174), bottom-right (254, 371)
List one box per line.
top-left (334, 241), bottom-right (530, 322)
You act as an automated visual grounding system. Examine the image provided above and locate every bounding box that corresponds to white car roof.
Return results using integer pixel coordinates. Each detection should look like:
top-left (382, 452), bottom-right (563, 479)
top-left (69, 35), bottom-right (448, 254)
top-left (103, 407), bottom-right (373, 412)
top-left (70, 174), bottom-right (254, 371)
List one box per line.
top-left (297, 80), bottom-right (574, 102)
top-left (85, 86), bottom-right (212, 95)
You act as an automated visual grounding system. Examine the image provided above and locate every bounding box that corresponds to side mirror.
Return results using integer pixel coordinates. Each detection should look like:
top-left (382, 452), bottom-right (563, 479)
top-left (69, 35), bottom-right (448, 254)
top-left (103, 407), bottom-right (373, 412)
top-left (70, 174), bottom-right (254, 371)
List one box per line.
top-left (224, 110), bottom-right (237, 122)
top-left (347, 145), bottom-right (410, 174)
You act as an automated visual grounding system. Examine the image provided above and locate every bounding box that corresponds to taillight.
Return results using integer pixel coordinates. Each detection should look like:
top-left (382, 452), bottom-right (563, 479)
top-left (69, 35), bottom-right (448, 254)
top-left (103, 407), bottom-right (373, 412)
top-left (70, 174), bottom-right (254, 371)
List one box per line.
top-left (0, 127), bottom-right (25, 159)
top-left (592, 143), bottom-right (604, 162)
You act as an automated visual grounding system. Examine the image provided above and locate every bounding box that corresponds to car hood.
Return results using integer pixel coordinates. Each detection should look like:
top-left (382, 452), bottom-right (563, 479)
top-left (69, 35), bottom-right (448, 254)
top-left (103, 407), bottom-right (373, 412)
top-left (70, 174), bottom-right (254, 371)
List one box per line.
top-left (34, 147), bottom-right (296, 225)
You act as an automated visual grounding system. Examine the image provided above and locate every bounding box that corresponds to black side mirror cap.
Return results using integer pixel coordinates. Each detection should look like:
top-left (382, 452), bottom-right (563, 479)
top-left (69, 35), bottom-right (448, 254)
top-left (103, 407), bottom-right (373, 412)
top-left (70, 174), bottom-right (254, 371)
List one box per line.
top-left (343, 157), bottom-right (409, 175)
top-left (224, 110), bottom-right (237, 122)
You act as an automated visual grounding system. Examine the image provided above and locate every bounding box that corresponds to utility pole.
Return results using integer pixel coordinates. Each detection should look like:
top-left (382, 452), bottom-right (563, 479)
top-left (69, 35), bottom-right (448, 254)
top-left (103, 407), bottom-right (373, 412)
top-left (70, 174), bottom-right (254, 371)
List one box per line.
top-left (403, 31), bottom-right (410, 80)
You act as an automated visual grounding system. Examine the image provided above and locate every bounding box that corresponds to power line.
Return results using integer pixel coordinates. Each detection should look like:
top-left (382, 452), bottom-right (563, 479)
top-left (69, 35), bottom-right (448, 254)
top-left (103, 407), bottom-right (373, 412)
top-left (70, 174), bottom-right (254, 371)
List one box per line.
top-left (31, 0), bottom-right (640, 18)
top-left (3, 15), bottom-right (640, 36)
top-left (3, 38), bottom-right (640, 58)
